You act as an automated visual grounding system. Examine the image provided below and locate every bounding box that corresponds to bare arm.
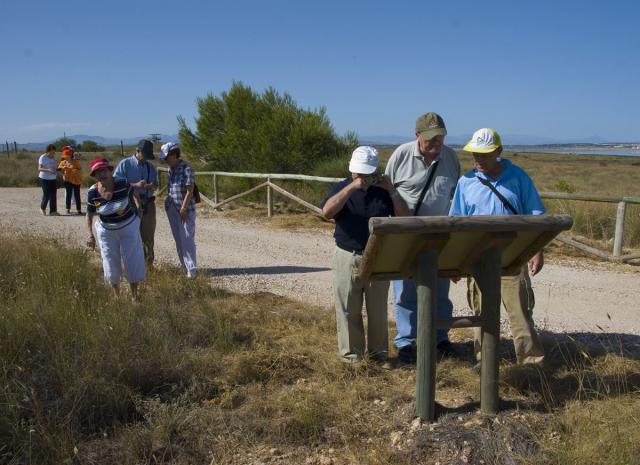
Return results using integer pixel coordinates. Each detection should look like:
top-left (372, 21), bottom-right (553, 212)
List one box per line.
top-left (528, 251), bottom-right (544, 276)
top-left (86, 212), bottom-right (96, 249)
top-left (322, 180), bottom-right (362, 220)
top-left (179, 185), bottom-right (195, 222)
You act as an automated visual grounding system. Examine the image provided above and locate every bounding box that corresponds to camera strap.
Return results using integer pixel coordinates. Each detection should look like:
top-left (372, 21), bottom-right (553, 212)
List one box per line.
top-left (475, 175), bottom-right (518, 214)
top-left (413, 160), bottom-right (439, 216)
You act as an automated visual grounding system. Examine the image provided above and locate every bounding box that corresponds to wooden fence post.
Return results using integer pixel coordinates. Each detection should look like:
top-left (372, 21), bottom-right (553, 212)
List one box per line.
top-left (613, 201), bottom-right (627, 257)
top-left (120, 140), bottom-right (124, 157)
top-left (415, 248), bottom-right (439, 422)
top-left (13, 141), bottom-right (18, 155)
top-left (5, 141), bottom-right (9, 158)
top-left (267, 176), bottom-right (273, 217)
top-left (213, 174), bottom-right (218, 204)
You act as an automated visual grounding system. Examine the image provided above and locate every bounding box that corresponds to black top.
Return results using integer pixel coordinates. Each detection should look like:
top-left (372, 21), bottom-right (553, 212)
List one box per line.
top-left (321, 178), bottom-right (394, 251)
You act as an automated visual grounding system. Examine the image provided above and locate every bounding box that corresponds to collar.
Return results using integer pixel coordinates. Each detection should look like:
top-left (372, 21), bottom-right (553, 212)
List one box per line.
top-left (412, 140), bottom-right (441, 167)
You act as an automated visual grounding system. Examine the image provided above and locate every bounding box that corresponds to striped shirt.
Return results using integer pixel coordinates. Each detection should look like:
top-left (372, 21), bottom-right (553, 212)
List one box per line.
top-left (165, 160), bottom-right (196, 214)
top-left (87, 177), bottom-right (136, 229)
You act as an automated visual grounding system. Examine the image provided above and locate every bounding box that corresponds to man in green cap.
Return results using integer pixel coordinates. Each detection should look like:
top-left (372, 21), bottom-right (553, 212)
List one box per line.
top-left (385, 112), bottom-right (461, 363)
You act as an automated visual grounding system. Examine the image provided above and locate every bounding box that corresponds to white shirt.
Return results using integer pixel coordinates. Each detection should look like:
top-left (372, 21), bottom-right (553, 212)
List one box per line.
top-left (38, 154), bottom-right (57, 180)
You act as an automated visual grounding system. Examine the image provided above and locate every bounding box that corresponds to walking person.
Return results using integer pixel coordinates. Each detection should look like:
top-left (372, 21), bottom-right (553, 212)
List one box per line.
top-left (322, 146), bottom-right (409, 363)
top-left (114, 139), bottom-right (158, 265)
top-left (449, 128), bottom-right (546, 369)
top-left (160, 142), bottom-right (197, 278)
top-left (37, 144), bottom-right (59, 216)
top-left (85, 158), bottom-right (145, 297)
top-left (58, 145), bottom-right (83, 215)
top-left (384, 113), bottom-right (461, 363)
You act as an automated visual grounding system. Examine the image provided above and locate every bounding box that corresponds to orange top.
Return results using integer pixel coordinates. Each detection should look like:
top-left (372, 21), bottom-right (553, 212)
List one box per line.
top-left (57, 158), bottom-right (83, 185)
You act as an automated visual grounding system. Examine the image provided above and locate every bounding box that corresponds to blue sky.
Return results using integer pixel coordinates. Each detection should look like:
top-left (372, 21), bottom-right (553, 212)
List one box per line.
top-left (2, 0), bottom-right (639, 144)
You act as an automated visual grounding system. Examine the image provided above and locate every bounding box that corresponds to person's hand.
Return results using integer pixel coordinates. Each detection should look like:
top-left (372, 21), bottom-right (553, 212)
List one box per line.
top-left (179, 206), bottom-right (188, 223)
top-left (377, 174), bottom-right (394, 192)
top-left (450, 276), bottom-right (461, 283)
top-left (132, 180), bottom-right (146, 189)
top-left (351, 177), bottom-right (366, 190)
top-left (86, 235), bottom-right (96, 250)
top-left (528, 251), bottom-right (544, 276)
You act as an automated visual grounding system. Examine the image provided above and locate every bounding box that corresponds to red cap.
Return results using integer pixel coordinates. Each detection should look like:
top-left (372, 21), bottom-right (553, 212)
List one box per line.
top-left (88, 158), bottom-right (114, 176)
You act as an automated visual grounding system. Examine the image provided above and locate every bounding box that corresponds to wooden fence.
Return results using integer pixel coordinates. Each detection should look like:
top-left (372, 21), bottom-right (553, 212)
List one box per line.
top-left (158, 168), bottom-right (640, 263)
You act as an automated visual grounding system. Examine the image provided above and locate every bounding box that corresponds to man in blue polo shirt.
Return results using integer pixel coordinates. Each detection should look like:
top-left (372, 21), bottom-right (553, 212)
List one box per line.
top-left (322, 146), bottom-right (409, 364)
top-left (114, 139), bottom-right (159, 265)
top-left (449, 128), bottom-right (546, 369)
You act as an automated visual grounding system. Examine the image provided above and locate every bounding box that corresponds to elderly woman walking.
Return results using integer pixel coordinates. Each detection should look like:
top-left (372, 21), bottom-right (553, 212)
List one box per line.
top-left (85, 158), bottom-right (145, 297)
top-left (58, 145), bottom-right (83, 215)
top-left (160, 142), bottom-right (197, 278)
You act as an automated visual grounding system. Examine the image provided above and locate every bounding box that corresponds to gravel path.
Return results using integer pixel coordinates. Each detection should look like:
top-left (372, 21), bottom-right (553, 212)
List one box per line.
top-left (3, 187), bottom-right (639, 339)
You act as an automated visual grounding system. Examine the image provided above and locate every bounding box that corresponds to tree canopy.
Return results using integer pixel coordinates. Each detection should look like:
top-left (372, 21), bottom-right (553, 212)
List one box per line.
top-left (178, 82), bottom-right (357, 173)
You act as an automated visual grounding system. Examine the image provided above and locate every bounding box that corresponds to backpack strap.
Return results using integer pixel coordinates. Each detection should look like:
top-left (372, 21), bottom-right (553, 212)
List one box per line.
top-left (413, 160), bottom-right (439, 216)
top-left (475, 175), bottom-right (518, 215)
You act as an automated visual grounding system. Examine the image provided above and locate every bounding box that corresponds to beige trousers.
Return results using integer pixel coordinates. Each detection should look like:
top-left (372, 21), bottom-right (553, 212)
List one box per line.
top-left (332, 246), bottom-right (389, 361)
top-left (139, 201), bottom-right (156, 264)
top-left (468, 267), bottom-right (545, 365)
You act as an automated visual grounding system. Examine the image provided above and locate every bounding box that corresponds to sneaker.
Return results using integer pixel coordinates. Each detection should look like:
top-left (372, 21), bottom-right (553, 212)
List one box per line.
top-left (470, 362), bottom-right (481, 374)
top-left (436, 340), bottom-right (457, 358)
top-left (40, 208), bottom-right (46, 216)
top-left (48, 211), bottom-right (60, 216)
top-left (66, 209), bottom-right (71, 215)
top-left (76, 210), bottom-right (84, 215)
top-left (397, 345), bottom-right (417, 364)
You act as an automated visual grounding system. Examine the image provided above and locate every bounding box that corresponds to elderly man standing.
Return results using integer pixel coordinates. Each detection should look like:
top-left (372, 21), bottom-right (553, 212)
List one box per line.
top-left (385, 113), bottom-right (460, 363)
top-left (322, 146), bottom-right (409, 363)
top-left (114, 139), bottom-right (159, 265)
top-left (449, 128), bottom-right (545, 369)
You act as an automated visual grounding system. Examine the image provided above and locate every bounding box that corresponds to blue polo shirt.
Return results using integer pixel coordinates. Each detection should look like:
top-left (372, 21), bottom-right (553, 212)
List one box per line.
top-left (113, 154), bottom-right (159, 200)
top-left (449, 159), bottom-right (545, 216)
top-left (322, 178), bottom-right (394, 252)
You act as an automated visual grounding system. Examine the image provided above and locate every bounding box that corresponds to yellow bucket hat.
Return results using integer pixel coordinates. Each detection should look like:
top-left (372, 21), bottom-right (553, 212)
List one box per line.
top-left (463, 128), bottom-right (503, 153)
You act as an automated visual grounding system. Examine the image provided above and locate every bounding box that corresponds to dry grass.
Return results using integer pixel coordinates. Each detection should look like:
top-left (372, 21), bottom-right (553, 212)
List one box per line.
top-left (1, 232), bottom-right (639, 464)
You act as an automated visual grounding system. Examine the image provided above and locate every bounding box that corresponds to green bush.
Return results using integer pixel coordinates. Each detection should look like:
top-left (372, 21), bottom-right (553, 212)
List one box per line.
top-left (178, 82), bottom-right (357, 174)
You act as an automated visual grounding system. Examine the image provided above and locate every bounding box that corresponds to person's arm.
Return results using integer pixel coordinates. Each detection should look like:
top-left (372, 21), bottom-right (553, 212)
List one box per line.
top-left (322, 179), bottom-right (363, 220)
top-left (147, 165), bottom-right (159, 191)
top-left (377, 175), bottom-right (410, 216)
top-left (86, 212), bottom-right (96, 249)
top-left (179, 185), bottom-right (194, 222)
top-left (529, 251), bottom-right (544, 276)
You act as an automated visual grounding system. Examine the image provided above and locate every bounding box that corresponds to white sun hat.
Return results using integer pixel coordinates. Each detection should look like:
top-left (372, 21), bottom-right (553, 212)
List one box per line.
top-left (463, 128), bottom-right (503, 153)
top-left (348, 146), bottom-right (379, 174)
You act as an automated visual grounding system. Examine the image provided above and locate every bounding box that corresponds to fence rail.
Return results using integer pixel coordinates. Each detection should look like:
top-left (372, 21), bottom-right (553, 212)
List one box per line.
top-left (157, 168), bottom-right (639, 263)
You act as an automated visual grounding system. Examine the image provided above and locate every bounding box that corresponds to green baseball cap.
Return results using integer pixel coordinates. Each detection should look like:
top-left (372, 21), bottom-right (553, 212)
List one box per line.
top-left (415, 112), bottom-right (447, 139)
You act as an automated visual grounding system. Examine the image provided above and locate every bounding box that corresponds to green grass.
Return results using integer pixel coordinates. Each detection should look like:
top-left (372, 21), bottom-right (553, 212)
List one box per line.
top-left (1, 232), bottom-right (639, 464)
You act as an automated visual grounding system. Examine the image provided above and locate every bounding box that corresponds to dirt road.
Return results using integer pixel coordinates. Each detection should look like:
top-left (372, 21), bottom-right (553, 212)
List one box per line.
top-left (3, 188), bottom-right (638, 337)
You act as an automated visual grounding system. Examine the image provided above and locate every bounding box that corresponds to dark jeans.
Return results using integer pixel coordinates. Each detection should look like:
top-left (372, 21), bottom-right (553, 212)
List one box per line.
top-left (39, 178), bottom-right (57, 213)
top-left (64, 181), bottom-right (82, 212)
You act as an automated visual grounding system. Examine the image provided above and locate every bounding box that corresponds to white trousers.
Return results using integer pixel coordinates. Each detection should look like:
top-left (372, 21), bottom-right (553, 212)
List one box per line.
top-left (166, 205), bottom-right (197, 277)
top-left (95, 216), bottom-right (146, 285)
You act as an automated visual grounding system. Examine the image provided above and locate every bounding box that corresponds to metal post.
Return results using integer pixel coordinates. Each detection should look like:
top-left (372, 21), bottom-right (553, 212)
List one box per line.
top-left (267, 176), bottom-right (273, 217)
top-left (5, 141), bottom-right (9, 158)
top-left (13, 141), bottom-right (17, 155)
top-left (472, 247), bottom-right (502, 415)
top-left (120, 140), bottom-right (124, 157)
top-left (415, 249), bottom-right (439, 422)
top-left (613, 201), bottom-right (626, 257)
top-left (213, 174), bottom-right (218, 204)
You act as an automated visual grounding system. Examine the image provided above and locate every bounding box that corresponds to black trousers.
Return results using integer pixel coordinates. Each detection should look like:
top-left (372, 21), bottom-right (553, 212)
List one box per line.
top-left (39, 178), bottom-right (57, 212)
top-left (64, 181), bottom-right (82, 211)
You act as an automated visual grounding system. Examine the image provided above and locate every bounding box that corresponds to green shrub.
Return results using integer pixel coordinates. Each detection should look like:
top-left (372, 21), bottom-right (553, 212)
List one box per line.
top-left (177, 82), bottom-right (357, 174)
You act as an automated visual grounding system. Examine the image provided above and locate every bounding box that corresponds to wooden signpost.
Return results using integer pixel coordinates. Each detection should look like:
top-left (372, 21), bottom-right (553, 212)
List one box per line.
top-left (357, 214), bottom-right (573, 421)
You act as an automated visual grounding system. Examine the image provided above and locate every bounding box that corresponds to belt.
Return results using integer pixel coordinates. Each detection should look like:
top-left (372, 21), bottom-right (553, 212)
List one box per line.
top-left (337, 244), bottom-right (364, 255)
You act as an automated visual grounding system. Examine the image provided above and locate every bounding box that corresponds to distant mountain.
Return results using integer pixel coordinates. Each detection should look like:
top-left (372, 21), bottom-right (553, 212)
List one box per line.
top-left (17, 134), bottom-right (179, 151)
top-left (359, 133), bottom-right (613, 147)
